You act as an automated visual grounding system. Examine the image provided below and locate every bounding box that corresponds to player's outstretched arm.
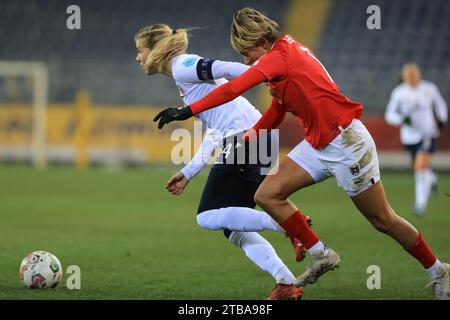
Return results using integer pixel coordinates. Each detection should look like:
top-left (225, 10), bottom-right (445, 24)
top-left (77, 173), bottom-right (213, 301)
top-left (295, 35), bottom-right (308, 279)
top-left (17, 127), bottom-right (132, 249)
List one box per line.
top-left (180, 128), bottom-right (220, 180)
top-left (189, 68), bottom-right (267, 114)
top-left (153, 68), bottom-right (267, 129)
top-left (209, 59), bottom-right (250, 80)
top-left (166, 128), bottom-right (220, 195)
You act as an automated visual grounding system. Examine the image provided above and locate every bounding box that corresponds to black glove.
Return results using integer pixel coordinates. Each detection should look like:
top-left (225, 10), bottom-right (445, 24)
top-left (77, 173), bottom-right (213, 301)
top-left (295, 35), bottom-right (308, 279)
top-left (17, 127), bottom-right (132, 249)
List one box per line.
top-left (403, 116), bottom-right (412, 126)
top-left (153, 106), bottom-right (193, 129)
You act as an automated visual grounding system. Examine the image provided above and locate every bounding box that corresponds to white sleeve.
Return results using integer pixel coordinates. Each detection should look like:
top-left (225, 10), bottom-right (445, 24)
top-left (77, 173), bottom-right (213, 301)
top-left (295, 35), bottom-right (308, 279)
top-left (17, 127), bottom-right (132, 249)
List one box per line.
top-left (172, 55), bottom-right (203, 83)
top-left (211, 60), bottom-right (250, 80)
top-left (430, 84), bottom-right (448, 123)
top-left (385, 89), bottom-right (404, 126)
top-left (174, 55), bottom-right (250, 83)
top-left (180, 128), bottom-right (221, 180)
top-left (196, 58), bottom-right (250, 81)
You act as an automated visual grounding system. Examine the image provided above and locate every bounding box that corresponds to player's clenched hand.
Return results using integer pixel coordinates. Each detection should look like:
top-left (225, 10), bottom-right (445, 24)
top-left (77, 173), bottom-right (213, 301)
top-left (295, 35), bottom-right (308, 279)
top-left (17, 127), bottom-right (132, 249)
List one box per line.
top-left (166, 171), bottom-right (190, 196)
top-left (153, 106), bottom-right (193, 129)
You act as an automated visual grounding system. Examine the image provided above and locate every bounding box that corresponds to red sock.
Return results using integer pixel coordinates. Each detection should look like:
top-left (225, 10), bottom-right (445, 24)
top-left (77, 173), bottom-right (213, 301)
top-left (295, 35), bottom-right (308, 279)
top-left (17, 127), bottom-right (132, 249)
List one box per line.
top-left (280, 210), bottom-right (320, 249)
top-left (407, 232), bottom-right (437, 269)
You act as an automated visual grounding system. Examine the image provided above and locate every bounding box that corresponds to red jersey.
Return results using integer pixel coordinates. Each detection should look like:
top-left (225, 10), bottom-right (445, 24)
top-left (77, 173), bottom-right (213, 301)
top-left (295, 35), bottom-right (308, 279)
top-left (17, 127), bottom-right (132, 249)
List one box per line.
top-left (189, 34), bottom-right (363, 149)
top-left (252, 34), bottom-right (362, 149)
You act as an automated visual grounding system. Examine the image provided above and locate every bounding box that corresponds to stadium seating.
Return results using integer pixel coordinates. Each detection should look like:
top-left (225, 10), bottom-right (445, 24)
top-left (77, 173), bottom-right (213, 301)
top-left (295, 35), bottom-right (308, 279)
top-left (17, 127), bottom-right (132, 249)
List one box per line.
top-left (0, 0), bottom-right (448, 113)
top-left (0, 0), bottom-right (289, 105)
top-left (315, 0), bottom-right (450, 112)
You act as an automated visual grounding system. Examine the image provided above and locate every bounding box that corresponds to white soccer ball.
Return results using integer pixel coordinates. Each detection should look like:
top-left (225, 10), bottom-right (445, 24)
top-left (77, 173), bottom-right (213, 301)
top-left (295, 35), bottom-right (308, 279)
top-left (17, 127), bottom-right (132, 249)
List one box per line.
top-left (19, 251), bottom-right (63, 289)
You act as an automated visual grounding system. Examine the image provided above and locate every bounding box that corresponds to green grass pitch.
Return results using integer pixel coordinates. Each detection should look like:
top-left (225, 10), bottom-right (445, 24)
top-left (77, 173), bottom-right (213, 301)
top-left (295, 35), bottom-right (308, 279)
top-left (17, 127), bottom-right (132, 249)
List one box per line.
top-left (0, 164), bottom-right (449, 300)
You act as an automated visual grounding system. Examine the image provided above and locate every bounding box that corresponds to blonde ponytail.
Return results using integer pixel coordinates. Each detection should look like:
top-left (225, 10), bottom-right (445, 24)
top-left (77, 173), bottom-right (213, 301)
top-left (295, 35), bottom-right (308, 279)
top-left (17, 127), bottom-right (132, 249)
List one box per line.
top-left (135, 24), bottom-right (189, 75)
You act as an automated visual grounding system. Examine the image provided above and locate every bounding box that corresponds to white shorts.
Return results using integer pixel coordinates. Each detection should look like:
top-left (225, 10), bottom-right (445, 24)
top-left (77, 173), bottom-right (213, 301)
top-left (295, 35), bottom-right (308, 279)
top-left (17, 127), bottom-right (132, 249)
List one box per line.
top-left (287, 119), bottom-right (380, 197)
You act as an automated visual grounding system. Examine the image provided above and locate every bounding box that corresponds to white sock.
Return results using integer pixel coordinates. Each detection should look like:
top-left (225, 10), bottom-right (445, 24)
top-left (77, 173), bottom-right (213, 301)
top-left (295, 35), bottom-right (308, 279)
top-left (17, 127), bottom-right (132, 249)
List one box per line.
top-left (229, 231), bottom-right (296, 284)
top-left (427, 259), bottom-right (444, 280)
top-left (197, 207), bottom-right (284, 233)
top-left (428, 169), bottom-right (437, 185)
top-left (415, 170), bottom-right (432, 211)
top-left (307, 241), bottom-right (329, 255)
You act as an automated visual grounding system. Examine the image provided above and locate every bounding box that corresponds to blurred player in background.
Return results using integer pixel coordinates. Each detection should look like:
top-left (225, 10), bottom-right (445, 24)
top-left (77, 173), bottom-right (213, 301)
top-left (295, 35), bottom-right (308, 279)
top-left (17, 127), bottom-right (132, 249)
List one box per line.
top-left (385, 63), bottom-right (448, 215)
top-left (135, 23), bottom-right (305, 299)
top-left (153, 8), bottom-right (450, 300)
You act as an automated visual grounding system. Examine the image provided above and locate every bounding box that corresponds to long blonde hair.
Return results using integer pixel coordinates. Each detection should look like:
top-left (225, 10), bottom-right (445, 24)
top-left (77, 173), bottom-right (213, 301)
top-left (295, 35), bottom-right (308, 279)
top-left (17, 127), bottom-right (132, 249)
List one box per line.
top-left (230, 7), bottom-right (280, 54)
top-left (135, 23), bottom-right (189, 75)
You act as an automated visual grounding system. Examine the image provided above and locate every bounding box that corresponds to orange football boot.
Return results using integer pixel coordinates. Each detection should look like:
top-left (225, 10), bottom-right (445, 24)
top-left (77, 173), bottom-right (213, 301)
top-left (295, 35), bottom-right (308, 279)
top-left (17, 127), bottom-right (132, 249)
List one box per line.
top-left (265, 283), bottom-right (303, 300)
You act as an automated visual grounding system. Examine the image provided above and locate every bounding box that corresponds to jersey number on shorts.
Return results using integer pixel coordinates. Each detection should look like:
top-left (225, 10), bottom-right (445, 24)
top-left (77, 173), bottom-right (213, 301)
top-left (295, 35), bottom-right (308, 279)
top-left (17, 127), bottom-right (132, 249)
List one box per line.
top-left (222, 142), bottom-right (232, 159)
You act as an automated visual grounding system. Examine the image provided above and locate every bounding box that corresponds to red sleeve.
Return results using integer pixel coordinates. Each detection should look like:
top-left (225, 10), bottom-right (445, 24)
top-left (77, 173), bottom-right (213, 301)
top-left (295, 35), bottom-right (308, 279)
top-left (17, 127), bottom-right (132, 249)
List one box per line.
top-left (189, 68), bottom-right (267, 115)
top-left (243, 98), bottom-right (286, 141)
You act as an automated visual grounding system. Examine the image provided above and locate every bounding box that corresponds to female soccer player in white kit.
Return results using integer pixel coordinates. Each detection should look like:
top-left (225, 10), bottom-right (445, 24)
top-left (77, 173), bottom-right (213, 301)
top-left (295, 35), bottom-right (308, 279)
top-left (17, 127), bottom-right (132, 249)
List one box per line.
top-left (386, 63), bottom-right (448, 215)
top-left (135, 23), bottom-right (303, 299)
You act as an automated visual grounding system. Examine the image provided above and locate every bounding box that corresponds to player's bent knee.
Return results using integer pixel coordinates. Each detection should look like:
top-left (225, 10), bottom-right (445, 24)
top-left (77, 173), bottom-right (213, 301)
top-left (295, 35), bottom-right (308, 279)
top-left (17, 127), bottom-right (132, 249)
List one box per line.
top-left (370, 215), bottom-right (396, 234)
top-left (196, 209), bottom-right (223, 230)
top-left (414, 153), bottom-right (431, 170)
top-left (371, 220), bottom-right (389, 234)
top-left (196, 211), bottom-right (208, 229)
top-left (254, 188), bottom-right (269, 207)
top-left (254, 184), bottom-right (284, 207)
top-left (414, 164), bottom-right (429, 171)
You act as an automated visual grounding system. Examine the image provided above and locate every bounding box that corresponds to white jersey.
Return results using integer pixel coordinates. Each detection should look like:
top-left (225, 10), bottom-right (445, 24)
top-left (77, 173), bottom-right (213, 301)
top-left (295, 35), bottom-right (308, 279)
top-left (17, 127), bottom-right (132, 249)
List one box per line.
top-left (171, 54), bottom-right (262, 179)
top-left (385, 80), bottom-right (448, 145)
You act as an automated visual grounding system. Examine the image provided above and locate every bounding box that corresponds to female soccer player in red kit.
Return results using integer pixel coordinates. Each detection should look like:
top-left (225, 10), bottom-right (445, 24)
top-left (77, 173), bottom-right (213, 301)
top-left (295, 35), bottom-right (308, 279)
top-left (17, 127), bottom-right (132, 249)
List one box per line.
top-left (154, 8), bottom-right (449, 299)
